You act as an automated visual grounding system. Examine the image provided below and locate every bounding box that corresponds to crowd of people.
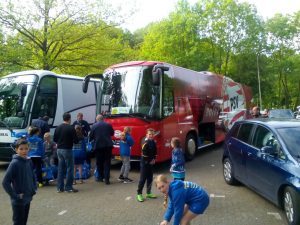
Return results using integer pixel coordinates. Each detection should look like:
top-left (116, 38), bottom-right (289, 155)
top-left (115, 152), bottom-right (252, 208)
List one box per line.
top-left (2, 105), bottom-right (279, 225)
top-left (2, 111), bottom-right (210, 225)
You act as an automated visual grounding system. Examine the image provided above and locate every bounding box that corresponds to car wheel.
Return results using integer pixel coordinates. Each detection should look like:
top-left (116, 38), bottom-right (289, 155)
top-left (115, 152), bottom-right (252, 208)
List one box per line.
top-left (223, 158), bottom-right (238, 185)
top-left (283, 187), bottom-right (300, 225)
top-left (185, 134), bottom-right (196, 161)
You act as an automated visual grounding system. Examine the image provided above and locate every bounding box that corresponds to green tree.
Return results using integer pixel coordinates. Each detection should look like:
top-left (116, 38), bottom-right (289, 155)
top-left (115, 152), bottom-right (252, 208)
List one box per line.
top-left (0, 0), bottom-right (133, 75)
top-left (195, 0), bottom-right (263, 75)
top-left (266, 13), bottom-right (298, 108)
top-left (140, 0), bottom-right (211, 70)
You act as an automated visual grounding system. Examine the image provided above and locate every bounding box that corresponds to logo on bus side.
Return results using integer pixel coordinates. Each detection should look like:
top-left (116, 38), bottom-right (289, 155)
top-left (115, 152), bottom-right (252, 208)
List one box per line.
top-left (114, 130), bottom-right (122, 139)
top-left (204, 106), bottom-right (219, 118)
top-left (0, 133), bottom-right (9, 136)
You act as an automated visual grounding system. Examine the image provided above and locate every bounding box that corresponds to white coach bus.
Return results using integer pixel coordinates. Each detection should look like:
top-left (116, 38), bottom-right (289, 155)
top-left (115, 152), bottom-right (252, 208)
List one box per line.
top-left (0, 70), bottom-right (100, 161)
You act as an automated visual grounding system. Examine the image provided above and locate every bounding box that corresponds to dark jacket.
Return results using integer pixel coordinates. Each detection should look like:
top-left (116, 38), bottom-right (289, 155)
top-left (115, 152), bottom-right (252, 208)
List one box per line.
top-left (54, 123), bottom-right (78, 149)
top-left (32, 117), bottom-right (50, 138)
top-left (89, 121), bottom-right (114, 149)
top-left (141, 139), bottom-right (157, 162)
top-left (2, 154), bottom-right (37, 205)
top-left (72, 120), bottom-right (90, 137)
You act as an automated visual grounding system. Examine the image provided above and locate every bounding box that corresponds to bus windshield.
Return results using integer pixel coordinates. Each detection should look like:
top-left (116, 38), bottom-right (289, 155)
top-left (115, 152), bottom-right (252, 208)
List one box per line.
top-left (0, 75), bottom-right (37, 129)
top-left (100, 66), bottom-right (161, 119)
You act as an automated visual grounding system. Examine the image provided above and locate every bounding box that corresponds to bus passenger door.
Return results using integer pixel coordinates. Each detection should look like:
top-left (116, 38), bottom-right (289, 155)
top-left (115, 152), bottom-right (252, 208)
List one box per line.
top-left (31, 76), bottom-right (57, 126)
top-left (160, 72), bottom-right (177, 161)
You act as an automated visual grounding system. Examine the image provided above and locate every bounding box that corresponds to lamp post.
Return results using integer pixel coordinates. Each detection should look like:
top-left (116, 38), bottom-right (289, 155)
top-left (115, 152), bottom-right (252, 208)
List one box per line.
top-left (256, 53), bottom-right (262, 110)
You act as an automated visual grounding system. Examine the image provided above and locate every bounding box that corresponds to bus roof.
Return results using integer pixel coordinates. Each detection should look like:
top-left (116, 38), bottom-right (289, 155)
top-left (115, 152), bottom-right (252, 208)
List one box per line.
top-left (108, 61), bottom-right (164, 69)
top-left (2, 70), bottom-right (85, 80)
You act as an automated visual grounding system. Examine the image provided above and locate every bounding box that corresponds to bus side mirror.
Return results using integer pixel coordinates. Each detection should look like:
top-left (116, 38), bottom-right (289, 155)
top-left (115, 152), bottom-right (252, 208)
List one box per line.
top-left (152, 68), bottom-right (162, 86)
top-left (17, 98), bottom-right (24, 113)
top-left (82, 74), bottom-right (103, 93)
top-left (82, 77), bottom-right (90, 93)
top-left (21, 84), bottom-right (27, 97)
top-left (152, 65), bottom-right (169, 86)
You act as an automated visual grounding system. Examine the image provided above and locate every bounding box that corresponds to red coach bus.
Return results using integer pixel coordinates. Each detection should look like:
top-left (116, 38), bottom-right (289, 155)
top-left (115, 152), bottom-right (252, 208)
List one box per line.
top-left (83, 61), bottom-right (252, 162)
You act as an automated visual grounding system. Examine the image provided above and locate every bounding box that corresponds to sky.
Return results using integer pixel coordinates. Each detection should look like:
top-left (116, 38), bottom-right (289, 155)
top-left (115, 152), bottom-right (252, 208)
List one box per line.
top-left (113, 0), bottom-right (300, 32)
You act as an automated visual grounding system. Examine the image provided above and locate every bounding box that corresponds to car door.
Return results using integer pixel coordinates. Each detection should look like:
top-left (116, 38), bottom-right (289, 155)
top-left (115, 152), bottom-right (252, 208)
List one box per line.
top-left (228, 123), bottom-right (254, 182)
top-left (246, 125), bottom-right (287, 201)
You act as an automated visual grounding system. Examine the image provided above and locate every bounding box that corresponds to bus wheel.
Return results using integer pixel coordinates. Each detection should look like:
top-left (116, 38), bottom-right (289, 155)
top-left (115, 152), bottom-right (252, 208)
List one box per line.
top-left (185, 134), bottom-right (196, 161)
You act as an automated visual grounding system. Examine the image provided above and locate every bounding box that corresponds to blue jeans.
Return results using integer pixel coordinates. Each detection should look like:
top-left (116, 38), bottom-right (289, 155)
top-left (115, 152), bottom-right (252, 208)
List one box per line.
top-left (57, 149), bottom-right (74, 191)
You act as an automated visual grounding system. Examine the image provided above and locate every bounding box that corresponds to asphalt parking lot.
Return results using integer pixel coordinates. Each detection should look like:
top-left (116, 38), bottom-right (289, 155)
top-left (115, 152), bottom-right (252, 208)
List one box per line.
top-left (0, 145), bottom-right (287, 225)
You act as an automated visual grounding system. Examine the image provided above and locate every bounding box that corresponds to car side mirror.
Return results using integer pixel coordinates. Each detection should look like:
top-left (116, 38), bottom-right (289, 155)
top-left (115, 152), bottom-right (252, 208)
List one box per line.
top-left (261, 146), bottom-right (277, 156)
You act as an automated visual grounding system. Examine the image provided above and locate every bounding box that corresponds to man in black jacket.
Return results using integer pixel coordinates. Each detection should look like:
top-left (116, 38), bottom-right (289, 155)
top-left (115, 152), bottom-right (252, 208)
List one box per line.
top-left (89, 114), bottom-right (114, 184)
top-left (54, 112), bottom-right (78, 193)
top-left (31, 116), bottom-right (50, 138)
top-left (72, 112), bottom-right (90, 137)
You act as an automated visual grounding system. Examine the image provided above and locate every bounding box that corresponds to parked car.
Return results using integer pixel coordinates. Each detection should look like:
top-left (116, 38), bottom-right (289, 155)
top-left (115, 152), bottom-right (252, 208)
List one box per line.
top-left (268, 109), bottom-right (294, 119)
top-left (222, 119), bottom-right (300, 225)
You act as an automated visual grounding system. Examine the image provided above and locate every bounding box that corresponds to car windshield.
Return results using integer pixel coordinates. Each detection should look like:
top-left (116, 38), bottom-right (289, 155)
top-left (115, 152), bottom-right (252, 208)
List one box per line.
top-left (0, 75), bottom-right (37, 128)
top-left (99, 65), bottom-right (161, 119)
top-left (277, 127), bottom-right (300, 157)
top-left (269, 109), bottom-right (294, 119)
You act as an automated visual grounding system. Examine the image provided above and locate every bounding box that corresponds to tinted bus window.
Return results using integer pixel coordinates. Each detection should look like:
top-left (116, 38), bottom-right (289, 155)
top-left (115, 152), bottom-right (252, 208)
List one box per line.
top-left (32, 76), bottom-right (57, 121)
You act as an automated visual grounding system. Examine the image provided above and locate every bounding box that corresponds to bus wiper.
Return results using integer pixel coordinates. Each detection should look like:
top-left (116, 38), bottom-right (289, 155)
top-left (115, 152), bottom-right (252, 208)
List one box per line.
top-left (0, 120), bottom-right (13, 132)
top-left (129, 113), bottom-right (151, 123)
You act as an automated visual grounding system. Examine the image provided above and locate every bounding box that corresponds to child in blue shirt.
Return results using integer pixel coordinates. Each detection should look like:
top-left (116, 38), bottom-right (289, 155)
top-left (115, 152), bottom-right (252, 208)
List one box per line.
top-left (27, 126), bottom-right (44, 187)
top-left (118, 127), bottom-right (134, 183)
top-left (155, 174), bottom-right (209, 225)
top-left (2, 139), bottom-right (37, 225)
top-left (73, 125), bottom-right (87, 184)
top-left (170, 137), bottom-right (185, 181)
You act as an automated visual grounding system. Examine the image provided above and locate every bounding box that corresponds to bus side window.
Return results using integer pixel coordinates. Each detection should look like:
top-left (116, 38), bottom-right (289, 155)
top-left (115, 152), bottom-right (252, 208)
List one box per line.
top-left (32, 76), bottom-right (57, 122)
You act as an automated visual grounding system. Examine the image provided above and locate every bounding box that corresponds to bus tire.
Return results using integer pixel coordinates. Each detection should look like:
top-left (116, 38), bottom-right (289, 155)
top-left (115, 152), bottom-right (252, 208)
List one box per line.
top-left (185, 134), bottom-right (197, 161)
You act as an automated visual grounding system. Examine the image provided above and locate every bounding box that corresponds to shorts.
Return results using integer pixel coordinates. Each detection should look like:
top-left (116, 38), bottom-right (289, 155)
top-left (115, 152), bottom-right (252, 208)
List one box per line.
top-left (189, 194), bottom-right (210, 214)
top-left (74, 157), bottom-right (85, 165)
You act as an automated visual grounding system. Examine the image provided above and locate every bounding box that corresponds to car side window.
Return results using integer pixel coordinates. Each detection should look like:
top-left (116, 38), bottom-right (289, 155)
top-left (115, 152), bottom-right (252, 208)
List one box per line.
top-left (253, 126), bottom-right (285, 159)
top-left (253, 126), bottom-right (270, 149)
top-left (236, 123), bottom-right (253, 144)
top-left (230, 124), bottom-right (240, 138)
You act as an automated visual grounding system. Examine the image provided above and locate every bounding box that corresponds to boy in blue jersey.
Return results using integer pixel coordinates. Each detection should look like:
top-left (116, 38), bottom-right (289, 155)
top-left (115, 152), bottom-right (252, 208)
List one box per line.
top-left (154, 174), bottom-right (209, 225)
top-left (27, 126), bottom-right (45, 187)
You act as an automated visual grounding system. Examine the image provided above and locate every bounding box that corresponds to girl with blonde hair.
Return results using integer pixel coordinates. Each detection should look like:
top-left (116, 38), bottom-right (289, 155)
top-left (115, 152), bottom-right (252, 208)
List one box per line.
top-left (154, 174), bottom-right (209, 225)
